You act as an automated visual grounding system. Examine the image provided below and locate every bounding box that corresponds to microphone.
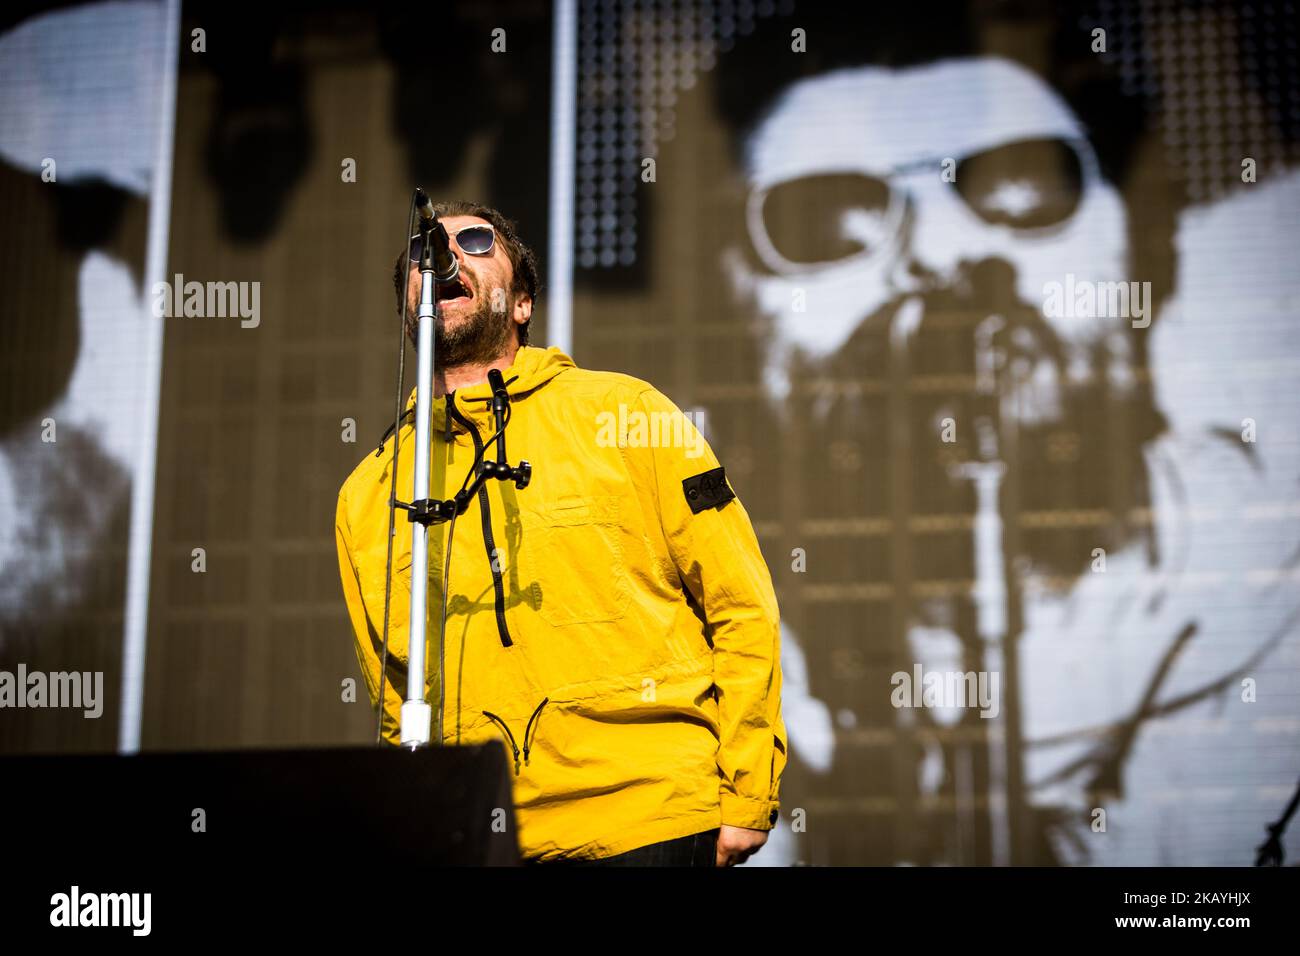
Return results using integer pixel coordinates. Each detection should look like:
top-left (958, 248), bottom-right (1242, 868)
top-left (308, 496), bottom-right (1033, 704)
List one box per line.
top-left (414, 187), bottom-right (435, 222)
top-left (413, 187), bottom-right (459, 284)
top-left (488, 368), bottom-right (508, 464)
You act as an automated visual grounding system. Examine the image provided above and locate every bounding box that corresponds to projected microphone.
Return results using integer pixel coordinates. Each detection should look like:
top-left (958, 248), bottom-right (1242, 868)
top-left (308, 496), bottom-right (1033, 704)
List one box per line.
top-left (413, 187), bottom-right (459, 284)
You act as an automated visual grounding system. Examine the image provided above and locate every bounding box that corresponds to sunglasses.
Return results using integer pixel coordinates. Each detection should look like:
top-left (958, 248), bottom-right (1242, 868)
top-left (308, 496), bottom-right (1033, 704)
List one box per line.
top-left (746, 136), bottom-right (1099, 276)
top-left (408, 223), bottom-right (496, 262)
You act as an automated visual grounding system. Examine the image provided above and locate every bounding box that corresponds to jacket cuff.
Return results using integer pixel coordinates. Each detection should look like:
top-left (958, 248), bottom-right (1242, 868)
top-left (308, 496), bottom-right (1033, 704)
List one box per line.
top-left (720, 790), bottom-right (780, 830)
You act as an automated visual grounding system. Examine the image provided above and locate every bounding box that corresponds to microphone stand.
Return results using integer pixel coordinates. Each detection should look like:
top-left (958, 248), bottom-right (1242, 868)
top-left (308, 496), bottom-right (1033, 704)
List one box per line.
top-left (397, 212), bottom-right (443, 749)
top-left (393, 201), bottom-right (533, 750)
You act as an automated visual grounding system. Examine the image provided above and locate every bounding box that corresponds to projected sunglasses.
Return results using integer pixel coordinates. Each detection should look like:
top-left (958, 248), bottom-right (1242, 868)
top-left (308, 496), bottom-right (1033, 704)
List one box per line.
top-left (746, 136), bottom-right (1100, 276)
top-left (408, 223), bottom-right (496, 262)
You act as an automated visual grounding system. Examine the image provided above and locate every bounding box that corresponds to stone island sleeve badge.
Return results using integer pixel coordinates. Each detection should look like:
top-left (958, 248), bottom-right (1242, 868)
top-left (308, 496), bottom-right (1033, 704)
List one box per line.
top-left (682, 466), bottom-right (736, 515)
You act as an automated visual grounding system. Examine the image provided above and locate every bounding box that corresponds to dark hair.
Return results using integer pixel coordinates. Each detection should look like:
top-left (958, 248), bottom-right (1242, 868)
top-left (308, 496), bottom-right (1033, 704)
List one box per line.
top-left (392, 198), bottom-right (541, 345)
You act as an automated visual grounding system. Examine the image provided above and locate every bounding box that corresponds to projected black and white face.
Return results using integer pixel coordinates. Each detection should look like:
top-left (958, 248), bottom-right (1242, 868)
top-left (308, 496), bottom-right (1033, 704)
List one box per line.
top-left (725, 56), bottom-right (1154, 865)
top-left (731, 58), bottom-right (1131, 407)
top-left (727, 53), bottom-right (1300, 868)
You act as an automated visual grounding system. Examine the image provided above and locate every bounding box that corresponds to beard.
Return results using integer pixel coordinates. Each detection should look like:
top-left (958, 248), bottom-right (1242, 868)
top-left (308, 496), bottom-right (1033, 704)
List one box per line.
top-left (434, 294), bottom-right (514, 367)
top-left (790, 254), bottom-right (1160, 601)
top-left (405, 281), bottom-right (515, 367)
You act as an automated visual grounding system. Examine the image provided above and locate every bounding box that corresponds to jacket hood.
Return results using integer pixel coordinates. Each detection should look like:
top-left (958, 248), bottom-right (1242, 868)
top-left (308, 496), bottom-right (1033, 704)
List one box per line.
top-left (406, 345), bottom-right (576, 435)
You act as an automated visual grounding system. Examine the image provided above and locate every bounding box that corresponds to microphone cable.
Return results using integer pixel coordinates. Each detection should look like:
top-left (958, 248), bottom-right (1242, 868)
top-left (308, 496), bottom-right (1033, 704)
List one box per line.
top-left (437, 399), bottom-right (513, 745)
top-left (374, 191), bottom-right (418, 746)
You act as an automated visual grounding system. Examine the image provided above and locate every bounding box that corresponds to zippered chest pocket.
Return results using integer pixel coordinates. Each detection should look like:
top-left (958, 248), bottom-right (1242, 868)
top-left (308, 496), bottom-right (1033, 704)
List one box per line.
top-left (523, 495), bottom-right (629, 627)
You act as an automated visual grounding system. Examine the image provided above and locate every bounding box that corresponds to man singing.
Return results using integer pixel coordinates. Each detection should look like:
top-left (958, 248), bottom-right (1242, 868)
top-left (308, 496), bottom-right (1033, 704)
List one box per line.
top-left (334, 199), bottom-right (786, 866)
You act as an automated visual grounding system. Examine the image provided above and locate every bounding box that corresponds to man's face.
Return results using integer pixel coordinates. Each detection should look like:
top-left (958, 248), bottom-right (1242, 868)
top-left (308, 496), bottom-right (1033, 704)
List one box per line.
top-left (730, 57), bottom-right (1132, 410)
top-left (727, 58), bottom-right (1150, 640)
top-left (403, 214), bottom-right (531, 365)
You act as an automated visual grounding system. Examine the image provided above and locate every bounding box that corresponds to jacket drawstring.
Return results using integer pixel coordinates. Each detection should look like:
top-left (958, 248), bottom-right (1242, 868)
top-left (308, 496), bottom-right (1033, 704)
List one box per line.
top-left (484, 698), bottom-right (549, 775)
top-left (522, 697), bottom-right (549, 766)
top-left (482, 710), bottom-right (521, 775)
top-left (447, 393), bottom-right (515, 648)
top-left (374, 407), bottom-right (415, 457)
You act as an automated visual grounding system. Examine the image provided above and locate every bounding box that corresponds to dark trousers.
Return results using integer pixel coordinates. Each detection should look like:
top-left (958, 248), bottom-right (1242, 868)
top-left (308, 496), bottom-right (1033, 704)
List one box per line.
top-left (523, 828), bottom-right (719, 867)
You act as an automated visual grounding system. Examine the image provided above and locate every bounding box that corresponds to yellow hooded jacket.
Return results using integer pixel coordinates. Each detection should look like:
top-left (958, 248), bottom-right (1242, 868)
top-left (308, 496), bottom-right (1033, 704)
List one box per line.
top-left (335, 345), bottom-right (786, 860)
